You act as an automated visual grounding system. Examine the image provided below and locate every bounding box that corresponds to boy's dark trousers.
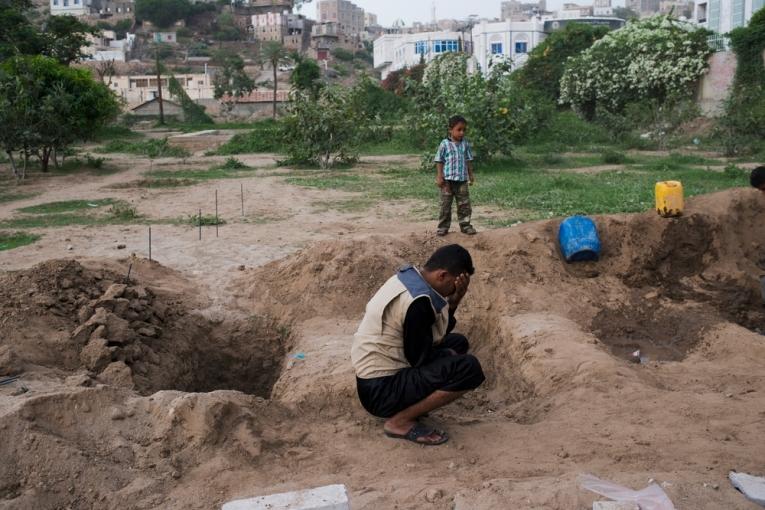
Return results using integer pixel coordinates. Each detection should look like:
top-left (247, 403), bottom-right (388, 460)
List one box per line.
top-left (438, 180), bottom-right (472, 231)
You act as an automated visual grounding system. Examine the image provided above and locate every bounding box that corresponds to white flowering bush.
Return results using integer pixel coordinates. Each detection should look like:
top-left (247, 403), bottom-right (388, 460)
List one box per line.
top-left (408, 52), bottom-right (553, 167)
top-left (560, 16), bottom-right (712, 116)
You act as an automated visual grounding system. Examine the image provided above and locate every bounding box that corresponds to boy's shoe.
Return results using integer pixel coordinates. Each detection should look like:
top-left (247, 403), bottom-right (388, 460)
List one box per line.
top-left (461, 225), bottom-right (477, 235)
top-left (436, 228), bottom-right (449, 236)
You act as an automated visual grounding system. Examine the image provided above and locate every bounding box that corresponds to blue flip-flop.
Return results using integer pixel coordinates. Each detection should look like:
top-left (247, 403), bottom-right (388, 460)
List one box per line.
top-left (384, 423), bottom-right (449, 446)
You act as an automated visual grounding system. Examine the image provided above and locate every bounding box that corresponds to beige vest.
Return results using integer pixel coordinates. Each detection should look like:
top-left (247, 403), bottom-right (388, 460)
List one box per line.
top-left (352, 268), bottom-right (450, 379)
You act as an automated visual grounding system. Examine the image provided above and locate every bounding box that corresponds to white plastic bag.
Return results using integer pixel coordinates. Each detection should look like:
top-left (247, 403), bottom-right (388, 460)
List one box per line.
top-left (580, 474), bottom-right (675, 510)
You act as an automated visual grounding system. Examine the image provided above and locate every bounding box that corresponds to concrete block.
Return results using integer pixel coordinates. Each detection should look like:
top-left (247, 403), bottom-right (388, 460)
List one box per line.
top-left (729, 472), bottom-right (765, 507)
top-left (593, 502), bottom-right (639, 510)
top-left (222, 484), bottom-right (350, 510)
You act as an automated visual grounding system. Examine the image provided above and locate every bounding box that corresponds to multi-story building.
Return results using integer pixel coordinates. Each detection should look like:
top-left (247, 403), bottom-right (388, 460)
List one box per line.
top-left (472, 19), bottom-right (547, 71)
top-left (82, 30), bottom-right (135, 61)
top-left (373, 30), bottom-right (465, 79)
top-left (501, 0), bottom-right (547, 20)
top-left (311, 22), bottom-right (362, 60)
top-left (559, 2), bottom-right (595, 17)
top-left (628, 0), bottom-right (662, 15)
top-left (252, 11), bottom-right (312, 50)
top-left (694, 0), bottom-right (762, 31)
top-left (364, 12), bottom-right (378, 27)
top-left (233, 0), bottom-right (292, 14)
top-left (317, 0), bottom-right (365, 35)
top-left (593, 0), bottom-right (614, 16)
top-left (50, 0), bottom-right (91, 17)
top-left (659, 0), bottom-right (694, 17)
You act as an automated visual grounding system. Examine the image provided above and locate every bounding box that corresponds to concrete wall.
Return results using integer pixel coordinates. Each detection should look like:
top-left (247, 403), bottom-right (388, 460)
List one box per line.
top-left (697, 51), bottom-right (737, 116)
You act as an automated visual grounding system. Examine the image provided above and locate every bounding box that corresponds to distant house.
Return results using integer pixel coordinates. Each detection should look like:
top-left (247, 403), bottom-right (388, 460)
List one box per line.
top-left (153, 32), bottom-right (178, 44)
top-left (130, 98), bottom-right (185, 120)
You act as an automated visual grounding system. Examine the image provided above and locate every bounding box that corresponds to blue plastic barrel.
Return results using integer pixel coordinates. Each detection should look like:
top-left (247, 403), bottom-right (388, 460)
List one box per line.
top-left (558, 216), bottom-right (601, 262)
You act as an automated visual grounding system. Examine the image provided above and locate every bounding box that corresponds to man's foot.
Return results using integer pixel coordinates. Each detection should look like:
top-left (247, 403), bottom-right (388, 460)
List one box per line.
top-left (461, 225), bottom-right (477, 235)
top-left (436, 228), bottom-right (449, 237)
top-left (384, 422), bottom-right (448, 446)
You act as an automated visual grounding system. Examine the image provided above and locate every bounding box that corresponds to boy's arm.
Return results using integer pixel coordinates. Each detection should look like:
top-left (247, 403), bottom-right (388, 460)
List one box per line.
top-left (468, 160), bottom-right (475, 184)
top-left (436, 162), bottom-right (446, 188)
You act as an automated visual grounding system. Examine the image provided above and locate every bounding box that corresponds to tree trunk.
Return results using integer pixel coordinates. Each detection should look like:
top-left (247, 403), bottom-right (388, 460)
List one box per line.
top-left (40, 147), bottom-right (51, 172)
top-left (7, 151), bottom-right (19, 180)
top-left (273, 60), bottom-right (278, 119)
top-left (156, 48), bottom-right (165, 125)
top-left (53, 147), bottom-right (60, 169)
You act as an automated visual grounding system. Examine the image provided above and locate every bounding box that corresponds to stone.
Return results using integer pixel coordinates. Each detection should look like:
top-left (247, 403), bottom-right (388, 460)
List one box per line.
top-left (593, 503), bottom-right (639, 510)
top-left (221, 484), bottom-right (350, 510)
top-left (137, 327), bottom-right (157, 338)
top-left (99, 361), bottom-right (135, 390)
top-left (117, 244), bottom-right (126, 250)
top-left (0, 345), bottom-right (21, 376)
top-left (102, 284), bottom-right (127, 301)
top-left (104, 313), bottom-right (134, 345)
top-left (77, 305), bottom-right (95, 323)
top-left (729, 471), bottom-right (765, 507)
top-left (125, 285), bottom-right (148, 300)
top-left (64, 374), bottom-right (92, 387)
top-left (80, 337), bottom-right (114, 372)
top-left (89, 325), bottom-right (107, 342)
top-left (424, 488), bottom-right (443, 503)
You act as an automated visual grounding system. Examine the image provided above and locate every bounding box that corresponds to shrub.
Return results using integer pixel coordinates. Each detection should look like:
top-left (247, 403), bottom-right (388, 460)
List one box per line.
top-left (601, 149), bottom-right (627, 164)
top-left (215, 120), bottom-right (283, 154)
top-left (331, 48), bottom-right (354, 62)
top-left (220, 157), bottom-right (247, 169)
top-left (109, 202), bottom-right (139, 220)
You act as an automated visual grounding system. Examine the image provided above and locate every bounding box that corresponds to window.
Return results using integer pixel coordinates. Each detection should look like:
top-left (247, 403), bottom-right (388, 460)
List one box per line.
top-left (433, 40), bottom-right (458, 53)
top-left (515, 41), bottom-right (528, 53)
top-left (415, 41), bottom-right (428, 54)
top-left (491, 42), bottom-right (503, 54)
top-left (731, 0), bottom-right (745, 28)
top-left (63, 0), bottom-right (68, 6)
top-left (74, 0), bottom-right (79, 4)
top-left (707, 0), bottom-right (721, 31)
top-left (53, 0), bottom-right (59, 5)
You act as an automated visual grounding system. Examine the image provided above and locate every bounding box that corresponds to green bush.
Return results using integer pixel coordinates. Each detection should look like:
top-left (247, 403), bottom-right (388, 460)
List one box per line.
top-left (96, 138), bottom-right (190, 158)
top-left (601, 149), bottom-right (627, 164)
top-left (109, 202), bottom-right (139, 220)
top-left (220, 157), bottom-right (247, 169)
top-left (215, 120), bottom-right (284, 154)
top-left (331, 48), bottom-right (354, 62)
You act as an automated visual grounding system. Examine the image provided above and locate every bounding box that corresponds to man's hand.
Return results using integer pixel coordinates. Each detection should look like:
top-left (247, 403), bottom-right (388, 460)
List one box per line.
top-left (469, 173), bottom-right (475, 186)
top-left (449, 272), bottom-right (470, 310)
top-left (436, 174), bottom-right (446, 189)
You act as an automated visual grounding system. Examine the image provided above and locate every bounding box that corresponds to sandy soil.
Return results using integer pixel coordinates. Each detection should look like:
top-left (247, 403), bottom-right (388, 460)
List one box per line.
top-left (1, 153), bottom-right (765, 510)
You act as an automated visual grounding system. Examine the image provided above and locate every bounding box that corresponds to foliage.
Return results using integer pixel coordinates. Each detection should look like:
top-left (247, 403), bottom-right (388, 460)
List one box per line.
top-left (290, 56), bottom-right (322, 96)
top-left (0, 56), bottom-right (121, 177)
top-left (220, 157), bottom-right (248, 169)
top-left (355, 49), bottom-right (373, 65)
top-left (135, 0), bottom-right (192, 28)
top-left (0, 0), bottom-right (99, 63)
top-left (96, 138), bottom-right (189, 158)
top-left (331, 47), bottom-right (354, 62)
top-left (715, 8), bottom-right (765, 155)
top-left (283, 85), bottom-right (366, 167)
top-left (601, 149), bottom-right (628, 164)
top-left (381, 64), bottom-right (426, 96)
top-left (168, 76), bottom-right (213, 124)
top-left (186, 213), bottom-right (225, 226)
top-left (213, 53), bottom-right (255, 116)
top-left (350, 76), bottom-right (409, 124)
top-left (261, 41), bottom-right (290, 118)
top-left (613, 7), bottom-right (640, 20)
top-left (515, 22), bottom-right (610, 102)
top-left (408, 52), bottom-right (554, 166)
top-left (560, 16), bottom-right (712, 118)
top-left (214, 119), bottom-right (284, 154)
top-left (214, 11), bottom-right (241, 41)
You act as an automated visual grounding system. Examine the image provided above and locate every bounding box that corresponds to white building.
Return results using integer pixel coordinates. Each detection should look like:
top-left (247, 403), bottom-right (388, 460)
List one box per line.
top-left (593, 0), bottom-right (614, 16)
top-left (50, 0), bottom-right (91, 16)
top-left (83, 31), bottom-right (136, 62)
top-left (108, 73), bottom-right (215, 108)
top-left (472, 19), bottom-right (547, 72)
top-left (373, 31), bottom-right (464, 79)
top-left (694, 0), bottom-right (763, 32)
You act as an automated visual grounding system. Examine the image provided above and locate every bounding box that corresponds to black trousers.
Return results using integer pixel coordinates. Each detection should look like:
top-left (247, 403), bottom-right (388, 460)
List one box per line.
top-left (356, 333), bottom-right (485, 418)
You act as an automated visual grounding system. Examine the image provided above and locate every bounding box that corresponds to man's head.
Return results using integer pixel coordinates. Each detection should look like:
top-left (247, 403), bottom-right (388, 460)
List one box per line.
top-left (751, 166), bottom-right (765, 193)
top-left (422, 244), bottom-right (475, 297)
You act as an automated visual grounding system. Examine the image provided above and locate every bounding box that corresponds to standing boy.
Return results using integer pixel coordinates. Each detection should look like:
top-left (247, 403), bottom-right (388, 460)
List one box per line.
top-left (434, 115), bottom-right (477, 236)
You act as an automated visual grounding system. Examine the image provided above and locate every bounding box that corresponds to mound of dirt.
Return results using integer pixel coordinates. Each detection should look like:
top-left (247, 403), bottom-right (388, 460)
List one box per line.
top-left (0, 260), bottom-right (288, 397)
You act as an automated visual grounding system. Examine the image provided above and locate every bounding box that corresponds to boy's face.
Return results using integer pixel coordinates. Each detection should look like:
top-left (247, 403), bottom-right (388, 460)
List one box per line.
top-left (450, 122), bottom-right (467, 142)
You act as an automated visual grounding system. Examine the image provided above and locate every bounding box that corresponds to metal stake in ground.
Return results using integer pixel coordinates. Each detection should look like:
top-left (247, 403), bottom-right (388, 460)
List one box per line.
top-left (148, 226), bottom-right (152, 261)
top-left (125, 262), bottom-right (133, 284)
top-left (241, 183), bottom-right (244, 217)
top-left (215, 190), bottom-right (219, 238)
top-left (198, 208), bottom-right (202, 241)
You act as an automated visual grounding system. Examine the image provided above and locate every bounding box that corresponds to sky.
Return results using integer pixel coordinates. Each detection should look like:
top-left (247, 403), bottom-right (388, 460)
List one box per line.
top-left (297, 0), bottom-right (624, 26)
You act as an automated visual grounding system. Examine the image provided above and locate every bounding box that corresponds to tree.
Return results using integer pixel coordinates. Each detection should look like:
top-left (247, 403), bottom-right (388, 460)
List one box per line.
top-left (135, 0), bottom-right (192, 28)
top-left (41, 15), bottom-right (100, 64)
top-left (1, 0), bottom-right (98, 64)
top-left (0, 56), bottom-right (120, 177)
top-left (213, 53), bottom-right (255, 117)
top-left (260, 41), bottom-right (290, 118)
top-left (290, 53), bottom-right (322, 96)
top-left (214, 12), bottom-right (241, 41)
top-left (560, 16), bottom-right (712, 118)
top-left (514, 22), bottom-right (610, 102)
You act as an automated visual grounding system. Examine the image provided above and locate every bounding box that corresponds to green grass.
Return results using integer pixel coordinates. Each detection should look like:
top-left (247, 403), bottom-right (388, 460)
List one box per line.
top-left (0, 188), bottom-right (39, 204)
top-left (1, 199), bottom-right (143, 229)
top-left (180, 213), bottom-right (226, 226)
top-left (144, 158), bottom-right (263, 181)
top-left (17, 198), bottom-right (116, 214)
top-left (106, 178), bottom-right (198, 189)
top-left (91, 125), bottom-right (145, 142)
top-left (95, 138), bottom-right (190, 158)
top-left (0, 231), bottom-right (41, 251)
top-left (214, 122), bottom-right (284, 155)
top-left (163, 121), bottom-right (258, 133)
top-left (285, 153), bottom-right (748, 223)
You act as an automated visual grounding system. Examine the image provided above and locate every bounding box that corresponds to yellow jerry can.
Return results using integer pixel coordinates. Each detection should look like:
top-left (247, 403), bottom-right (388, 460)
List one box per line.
top-left (655, 181), bottom-right (684, 217)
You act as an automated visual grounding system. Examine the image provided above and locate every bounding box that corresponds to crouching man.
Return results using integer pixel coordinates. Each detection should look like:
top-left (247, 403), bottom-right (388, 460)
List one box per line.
top-left (351, 244), bottom-right (485, 445)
